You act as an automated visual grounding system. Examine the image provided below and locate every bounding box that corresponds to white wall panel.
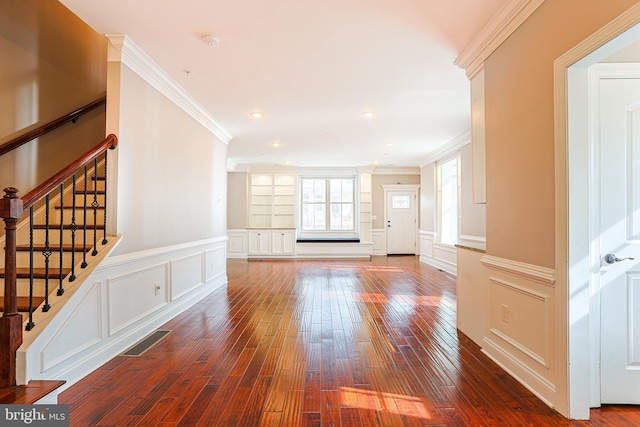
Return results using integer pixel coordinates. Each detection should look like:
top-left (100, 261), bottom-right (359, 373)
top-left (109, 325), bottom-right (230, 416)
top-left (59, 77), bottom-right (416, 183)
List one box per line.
top-left (108, 264), bottom-right (168, 335)
top-left (41, 282), bottom-right (102, 372)
top-left (488, 277), bottom-right (550, 367)
top-left (171, 253), bottom-right (204, 300)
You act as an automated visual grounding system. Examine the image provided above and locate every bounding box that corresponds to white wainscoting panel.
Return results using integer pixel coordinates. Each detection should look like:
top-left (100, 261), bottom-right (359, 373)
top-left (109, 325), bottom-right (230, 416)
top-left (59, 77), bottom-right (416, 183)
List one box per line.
top-left (419, 230), bottom-right (457, 275)
top-left (18, 237), bottom-right (228, 390)
top-left (206, 246), bottom-right (227, 282)
top-left (171, 253), bottom-right (204, 300)
top-left (476, 254), bottom-right (558, 408)
top-left (227, 230), bottom-right (248, 258)
top-left (372, 229), bottom-right (385, 256)
top-left (41, 282), bottom-right (102, 372)
top-left (108, 263), bottom-right (168, 335)
top-left (488, 277), bottom-right (550, 367)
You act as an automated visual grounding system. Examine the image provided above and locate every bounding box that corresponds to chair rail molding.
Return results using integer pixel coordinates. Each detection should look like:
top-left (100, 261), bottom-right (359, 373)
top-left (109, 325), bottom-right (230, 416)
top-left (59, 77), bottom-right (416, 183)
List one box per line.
top-left (481, 254), bottom-right (555, 286)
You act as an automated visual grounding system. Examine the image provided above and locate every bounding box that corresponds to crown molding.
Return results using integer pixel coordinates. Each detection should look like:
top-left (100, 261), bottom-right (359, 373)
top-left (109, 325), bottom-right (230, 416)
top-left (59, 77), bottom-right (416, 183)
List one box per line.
top-left (455, 0), bottom-right (546, 79)
top-left (372, 166), bottom-right (421, 175)
top-left (105, 34), bottom-right (233, 144)
top-left (419, 131), bottom-right (470, 167)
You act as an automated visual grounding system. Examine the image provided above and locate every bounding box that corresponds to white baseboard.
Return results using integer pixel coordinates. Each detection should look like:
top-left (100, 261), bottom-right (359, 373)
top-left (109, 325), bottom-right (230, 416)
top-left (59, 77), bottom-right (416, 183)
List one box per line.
top-left (482, 337), bottom-right (556, 409)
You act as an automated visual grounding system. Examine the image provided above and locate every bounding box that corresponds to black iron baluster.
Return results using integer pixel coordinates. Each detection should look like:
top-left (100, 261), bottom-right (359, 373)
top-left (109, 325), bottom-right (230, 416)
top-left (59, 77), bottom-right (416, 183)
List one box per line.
top-left (69, 175), bottom-right (77, 282)
top-left (91, 158), bottom-right (99, 256)
top-left (42, 195), bottom-right (51, 312)
top-left (81, 166), bottom-right (88, 268)
top-left (25, 207), bottom-right (35, 331)
top-left (57, 183), bottom-right (64, 296)
top-left (102, 153), bottom-right (108, 245)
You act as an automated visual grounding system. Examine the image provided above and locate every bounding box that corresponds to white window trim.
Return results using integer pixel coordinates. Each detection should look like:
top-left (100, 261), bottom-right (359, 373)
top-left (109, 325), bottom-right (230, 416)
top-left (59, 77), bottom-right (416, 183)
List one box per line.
top-left (298, 173), bottom-right (360, 239)
top-left (436, 153), bottom-right (461, 246)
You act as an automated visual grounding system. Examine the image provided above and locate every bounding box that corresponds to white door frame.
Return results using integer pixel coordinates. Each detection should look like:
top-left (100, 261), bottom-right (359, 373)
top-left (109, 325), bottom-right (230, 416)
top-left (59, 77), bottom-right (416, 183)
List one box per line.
top-left (555, 8), bottom-right (640, 419)
top-left (382, 184), bottom-right (420, 255)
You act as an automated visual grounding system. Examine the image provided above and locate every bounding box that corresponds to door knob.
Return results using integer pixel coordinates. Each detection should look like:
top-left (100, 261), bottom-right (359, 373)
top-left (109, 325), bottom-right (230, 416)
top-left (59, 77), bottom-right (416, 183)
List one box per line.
top-left (604, 253), bottom-right (635, 264)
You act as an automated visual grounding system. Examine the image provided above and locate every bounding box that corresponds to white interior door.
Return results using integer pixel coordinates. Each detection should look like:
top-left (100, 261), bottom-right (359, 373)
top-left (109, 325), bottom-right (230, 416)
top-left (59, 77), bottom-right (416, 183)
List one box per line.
top-left (599, 72), bottom-right (640, 404)
top-left (386, 190), bottom-right (417, 254)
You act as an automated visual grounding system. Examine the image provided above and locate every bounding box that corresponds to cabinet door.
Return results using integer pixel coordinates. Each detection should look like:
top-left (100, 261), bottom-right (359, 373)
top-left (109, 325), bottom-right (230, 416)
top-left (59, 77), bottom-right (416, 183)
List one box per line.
top-left (271, 231), bottom-right (295, 255)
top-left (248, 231), bottom-right (270, 254)
top-left (271, 231), bottom-right (286, 255)
top-left (282, 231), bottom-right (295, 254)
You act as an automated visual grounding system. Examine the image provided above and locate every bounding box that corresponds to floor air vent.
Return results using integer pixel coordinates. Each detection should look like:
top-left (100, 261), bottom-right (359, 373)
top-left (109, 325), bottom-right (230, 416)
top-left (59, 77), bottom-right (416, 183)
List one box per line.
top-left (120, 330), bottom-right (171, 357)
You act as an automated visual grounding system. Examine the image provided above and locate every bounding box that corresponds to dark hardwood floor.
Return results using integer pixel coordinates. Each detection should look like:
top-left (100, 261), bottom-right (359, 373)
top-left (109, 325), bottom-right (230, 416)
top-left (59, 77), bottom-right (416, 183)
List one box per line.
top-left (60, 257), bottom-right (640, 426)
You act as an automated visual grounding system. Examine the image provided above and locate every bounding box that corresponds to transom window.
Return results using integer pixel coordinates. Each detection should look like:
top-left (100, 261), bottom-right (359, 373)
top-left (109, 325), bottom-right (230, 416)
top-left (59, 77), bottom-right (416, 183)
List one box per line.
top-left (301, 178), bottom-right (355, 232)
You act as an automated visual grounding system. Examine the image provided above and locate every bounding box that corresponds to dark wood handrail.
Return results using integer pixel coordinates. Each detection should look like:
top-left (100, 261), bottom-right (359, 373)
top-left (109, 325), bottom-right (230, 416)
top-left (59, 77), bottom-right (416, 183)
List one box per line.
top-left (0, 96), bottom-right (107, 158)
top-left (21, 134), bottom-right (118, 209)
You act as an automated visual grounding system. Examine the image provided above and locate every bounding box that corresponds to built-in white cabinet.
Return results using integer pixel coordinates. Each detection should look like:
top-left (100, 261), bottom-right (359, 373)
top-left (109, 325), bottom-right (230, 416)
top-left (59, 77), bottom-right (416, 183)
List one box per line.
top-left (249, 173), bottom-right (296, 229)
top-left (248, 229), bottom-right (296, 256)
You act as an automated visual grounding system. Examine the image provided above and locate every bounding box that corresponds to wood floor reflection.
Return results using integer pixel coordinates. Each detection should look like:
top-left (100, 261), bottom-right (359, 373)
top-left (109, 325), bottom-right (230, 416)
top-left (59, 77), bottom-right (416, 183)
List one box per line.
top-left (60, 257), bottom-right (640, 426)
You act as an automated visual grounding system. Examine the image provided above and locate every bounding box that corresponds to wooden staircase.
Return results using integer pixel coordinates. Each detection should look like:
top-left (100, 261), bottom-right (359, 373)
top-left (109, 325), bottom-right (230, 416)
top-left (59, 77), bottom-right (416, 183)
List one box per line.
top-left (0, 98), bottom-right (117, 401)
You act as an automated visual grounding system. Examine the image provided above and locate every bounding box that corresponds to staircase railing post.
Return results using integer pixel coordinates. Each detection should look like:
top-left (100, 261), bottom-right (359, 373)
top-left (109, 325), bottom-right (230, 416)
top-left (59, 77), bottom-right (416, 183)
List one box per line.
top-left (0, 187), bottom-right (24, 388)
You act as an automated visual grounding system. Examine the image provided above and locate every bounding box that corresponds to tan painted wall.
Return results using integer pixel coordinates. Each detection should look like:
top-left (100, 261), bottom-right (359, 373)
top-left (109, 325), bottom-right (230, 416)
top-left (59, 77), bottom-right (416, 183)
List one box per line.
top-left (0, 0), bottom-right (107, 197)
top-left (484, 0), bottom-right (638, 268)
top-left (460, 144), bottom-right (486, 240)
top-left (110, 64), bottom-right (228, 256)
top-left (371, 174), bottom-right (420, 229)
top-left (227, 172), bottom-right (248, 229)
top-left (420, 163), bottom-right (436, 232)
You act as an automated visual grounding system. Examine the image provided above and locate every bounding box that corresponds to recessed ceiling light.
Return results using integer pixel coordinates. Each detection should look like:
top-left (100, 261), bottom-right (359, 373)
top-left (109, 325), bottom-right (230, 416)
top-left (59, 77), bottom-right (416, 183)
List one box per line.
top-left (202, 34), bottom-right (220, 47)
top-left (272, 141), bottom-right (280, 148)
top-left (284, 161), bottom-right (290, 165)
top-left (386, 142), bottom-right (394, 147)
top-left (250, 112), bottom-right (263, 119)
top-left (362, 111), bottom-right (374, 118)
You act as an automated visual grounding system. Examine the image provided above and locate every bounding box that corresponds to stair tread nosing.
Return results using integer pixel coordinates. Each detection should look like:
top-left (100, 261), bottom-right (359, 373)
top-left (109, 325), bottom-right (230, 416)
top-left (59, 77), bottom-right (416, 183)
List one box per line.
top-left (0, 380), bottom-right (66, 404)
top-left (0, 296), bottom-right (45, 312)
top-left (0, 267), bottom-right (72, 279)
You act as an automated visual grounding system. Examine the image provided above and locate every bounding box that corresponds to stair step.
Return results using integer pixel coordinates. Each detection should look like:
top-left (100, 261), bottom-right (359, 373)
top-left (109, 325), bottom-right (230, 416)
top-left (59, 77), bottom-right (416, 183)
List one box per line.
top-left (15, 244), bottom-right (90, 253)
top-left (0, 268), bottom-right (72, 279)
top-left (0, 296), bottom-right (45, 312)
top-left (33, 223), bottom-right (105, 230)
top-left (0, 380), bottom-right (66, 404)
top-left (91, 176), bottom-right (106, 181)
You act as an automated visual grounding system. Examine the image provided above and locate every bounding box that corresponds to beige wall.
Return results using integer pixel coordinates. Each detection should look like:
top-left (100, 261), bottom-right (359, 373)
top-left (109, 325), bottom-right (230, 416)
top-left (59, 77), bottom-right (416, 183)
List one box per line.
top-left (227, 172), bottom-right (247, 229)
top-left (110, 64), bottom-right (228, 256)
top-left (371, 173), bottom-right (420, 229)
top-left (0, 0), bottom-right (107, 197)
top-left (460, 143), bottom-right (486, 240)
top-left (420, 163), bottom-right (436, 232)
top-left (484, 0), bottom-right (638, 268)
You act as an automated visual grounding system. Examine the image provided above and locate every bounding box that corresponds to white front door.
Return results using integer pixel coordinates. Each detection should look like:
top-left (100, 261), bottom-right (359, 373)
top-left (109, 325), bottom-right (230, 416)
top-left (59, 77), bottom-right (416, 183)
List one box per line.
top-left (386, 190), bottom-right (417, 254)
top-left (599, 70), bottom-right (640, 404)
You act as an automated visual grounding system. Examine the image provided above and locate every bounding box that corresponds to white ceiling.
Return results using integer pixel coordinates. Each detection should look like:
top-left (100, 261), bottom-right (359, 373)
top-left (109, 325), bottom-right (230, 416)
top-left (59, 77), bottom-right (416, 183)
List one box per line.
top-left (60, 0), bottom-right (508, 170)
